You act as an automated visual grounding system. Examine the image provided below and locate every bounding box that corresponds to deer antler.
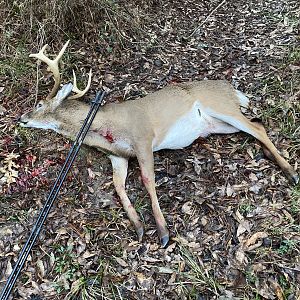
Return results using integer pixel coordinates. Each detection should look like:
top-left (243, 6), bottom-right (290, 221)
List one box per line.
top-left (68, 69), bottom-right (92, 100)
top-left (29, 40), bottom-right (70, 100)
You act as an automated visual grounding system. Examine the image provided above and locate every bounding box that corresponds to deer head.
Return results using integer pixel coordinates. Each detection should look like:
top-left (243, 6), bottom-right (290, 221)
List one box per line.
top-left (19, 41), bottom-right (92, 132)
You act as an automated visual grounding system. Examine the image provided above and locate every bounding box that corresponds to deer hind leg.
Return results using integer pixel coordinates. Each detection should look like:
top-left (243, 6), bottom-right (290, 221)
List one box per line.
top-left (135, 143), bottom-right (169, 247)
top-left (109, 155), bottom-right (144, 241)
top-left (248, 119), bottom-right (298, 184)
top-left (207, 109), bottom-right (298, 184)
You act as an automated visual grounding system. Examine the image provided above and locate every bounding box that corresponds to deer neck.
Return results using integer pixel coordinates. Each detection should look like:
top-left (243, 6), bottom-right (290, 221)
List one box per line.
top-left (55, 100), bottom-right (130, 156)
top-left (55, 100), bottom-right (105, 138)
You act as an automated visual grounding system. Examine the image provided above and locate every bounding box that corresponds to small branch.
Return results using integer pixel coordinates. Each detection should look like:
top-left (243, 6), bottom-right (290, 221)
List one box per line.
top-left (189, 0), bottom-right (227, 37)
top-left (34, 63), bottom-right (39, 106)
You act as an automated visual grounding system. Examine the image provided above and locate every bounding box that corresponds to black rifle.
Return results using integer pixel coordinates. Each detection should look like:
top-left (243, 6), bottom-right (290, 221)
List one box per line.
top-left (0, 90), bottom-right (106, 300)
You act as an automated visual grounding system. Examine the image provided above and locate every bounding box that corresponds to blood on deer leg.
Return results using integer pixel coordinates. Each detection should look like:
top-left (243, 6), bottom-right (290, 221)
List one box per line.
top-left (136, 146), bottom-right (169, 247)
top-left (109, 155), bottom-right (144, 240)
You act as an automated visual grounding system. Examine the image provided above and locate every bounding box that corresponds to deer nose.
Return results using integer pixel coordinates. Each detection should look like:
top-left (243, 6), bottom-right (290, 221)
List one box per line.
top-left (16, 115), bottom-right (27, 124)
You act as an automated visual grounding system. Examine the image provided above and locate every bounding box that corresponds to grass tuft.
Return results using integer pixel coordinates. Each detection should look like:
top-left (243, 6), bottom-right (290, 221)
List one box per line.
top-left (174, 242), bottom-right (220, 298)
top-left (1, 0), bottom-right (149, 56)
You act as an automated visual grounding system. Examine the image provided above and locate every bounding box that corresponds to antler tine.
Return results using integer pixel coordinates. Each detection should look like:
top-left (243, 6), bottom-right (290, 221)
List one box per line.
top-left (54, 40), bottom-right (70, 63)
top-left (29, 40), bottom-right (70, 100)
top-left (69, 69), bottom-right (92, 100)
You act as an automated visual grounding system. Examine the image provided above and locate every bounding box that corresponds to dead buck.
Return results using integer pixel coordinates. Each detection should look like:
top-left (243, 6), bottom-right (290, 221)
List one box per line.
top-left (20, 41), bottom-right (299, 247)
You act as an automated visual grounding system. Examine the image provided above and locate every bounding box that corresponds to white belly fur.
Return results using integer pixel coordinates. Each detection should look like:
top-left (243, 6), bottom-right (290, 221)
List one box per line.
top-left (154, 102), bottom-right (214, 151)
top-left (153, 101), bottom-right (240, 151)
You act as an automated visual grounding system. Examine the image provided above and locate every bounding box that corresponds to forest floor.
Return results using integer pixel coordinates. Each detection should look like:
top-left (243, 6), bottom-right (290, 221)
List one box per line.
top-left (0, 0), bottom-right (300, 299)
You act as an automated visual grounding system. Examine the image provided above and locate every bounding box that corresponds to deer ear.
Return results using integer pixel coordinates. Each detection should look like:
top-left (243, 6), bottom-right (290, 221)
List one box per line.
top-left (52, 83), bottom-right (73, 109)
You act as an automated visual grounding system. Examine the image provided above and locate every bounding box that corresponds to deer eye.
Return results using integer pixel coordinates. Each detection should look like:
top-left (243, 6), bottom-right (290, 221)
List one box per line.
top-left (36, 102), bottom-right (43, 109)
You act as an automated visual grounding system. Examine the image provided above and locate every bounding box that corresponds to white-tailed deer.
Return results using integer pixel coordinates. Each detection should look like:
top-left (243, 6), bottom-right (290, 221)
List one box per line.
top-left (20, 41), bottom-right (298, 247)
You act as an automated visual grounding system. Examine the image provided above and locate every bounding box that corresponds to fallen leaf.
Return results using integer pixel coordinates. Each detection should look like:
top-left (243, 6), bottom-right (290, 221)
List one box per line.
top-left (244, 232), bottom-right (268, 251)
top-left (155, 266), bottom-right (174, 274)
top-left (37, 259), bottom-right (45, 277)
top-left (115, 257), bottom-right (128, 267)
top-left (237, 220), bottom-right (251, 238)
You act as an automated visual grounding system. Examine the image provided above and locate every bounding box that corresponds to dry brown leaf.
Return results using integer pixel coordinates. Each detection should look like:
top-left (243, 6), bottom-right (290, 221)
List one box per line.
top-left (181, 201), bottom-right (193, 215)
top-left (82, 250), bottom-right (96, 259)
top-left (87, 167), bottom-right (95, 179)
top-left (235, 248), bottom-right (247, 265)
top-left (257, 282), bottom-right (276, 299)
top-left (0, 104), bottom-right (6, 114)
top-left (5, 261), bottom-right (12, 276)
top-left (244, 232), bottom-right (268, 249)
top-left (115, 257), bottom-right (129, 267)
top-left (37, 259), bottom-right (45, 277)
top-left (165, 242), bottom-right (176, 253)
top-left (269, 278), bottom-right (284, 300)
top-left (249, 173), bottom-right (258, 181)
top-left (237, 220), bottom-right (251, 238)
top-left (134, 272), bottom-right (153, 289)
top-left (168, 272), bottom-right (177, 285)
top-left (226, 183), bottom-right (234, 197)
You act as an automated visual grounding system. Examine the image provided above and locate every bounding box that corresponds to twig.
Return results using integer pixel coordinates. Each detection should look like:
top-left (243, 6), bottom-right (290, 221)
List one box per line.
top-left (34, 63), bottom-right (39, 106)
top-left (275, 263), bottom-right (300, 272)
top-left (104, 8), bottom-right (146, 45)
top-left (189, 0), bottom-right (227, 37)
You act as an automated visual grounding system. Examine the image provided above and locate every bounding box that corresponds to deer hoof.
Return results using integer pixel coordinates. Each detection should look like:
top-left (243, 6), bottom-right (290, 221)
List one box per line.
top-left (136, 225), bottom-right (144, 242)
top-left (292, 174), bottom-right (299, 185)
top-left (160, 234), bottom-right (169, 248)
top-left (157, 224), bottom-right (169, 247)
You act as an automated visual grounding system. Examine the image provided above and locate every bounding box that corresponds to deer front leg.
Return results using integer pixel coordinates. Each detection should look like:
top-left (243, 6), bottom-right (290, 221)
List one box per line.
top-left (109, 155), bottom-right (144, 241)
top-left (135, 144), bottom-right (169, 247)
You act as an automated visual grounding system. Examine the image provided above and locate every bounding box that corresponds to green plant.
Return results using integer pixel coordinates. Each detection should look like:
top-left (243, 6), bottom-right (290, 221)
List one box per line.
top-left (287, 47), bottom-right (300, 64)
top-left (245, 270), bottom-right (257, 285)
top-left (277, 239), bottom-right (298, 255)
top-left (67, 276), bottom-right (103, 300)
top-left (239, 203), bottom-right (255, 215)
top-left (54, 245), bottom-right (79, 274)
top-left (290, 186), bottom-right (300, 215)
top-left (133, 195), bottom-right (149, 217)
top-left (52, 244), bottom-right (80, 293)
top-left (261, 99), bottom-right (300, 143)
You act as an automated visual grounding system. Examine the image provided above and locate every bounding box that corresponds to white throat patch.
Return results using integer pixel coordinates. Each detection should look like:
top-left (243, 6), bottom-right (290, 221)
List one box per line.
top-left (21, 120), bottom-right (59, 132)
